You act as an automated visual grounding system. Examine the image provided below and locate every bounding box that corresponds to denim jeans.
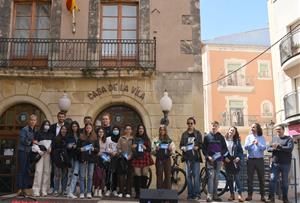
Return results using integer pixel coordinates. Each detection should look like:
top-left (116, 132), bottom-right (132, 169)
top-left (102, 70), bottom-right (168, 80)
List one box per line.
top-left (53, 165), bottom-right (68, 192)
top-left (80, 162), bottom-right (94, 194)
top-left (17, 150), bottom-right (30, 189)
top-left (185, 161), bottom-right (200, 198)
top-left (226, 169), bottom-right (243, 194)
top-left (269, 163), bottom-right (291, 200)
top-left (207, 161), bottom-right (222, 197)
top-left (68, 160), bottom-right (80, 194)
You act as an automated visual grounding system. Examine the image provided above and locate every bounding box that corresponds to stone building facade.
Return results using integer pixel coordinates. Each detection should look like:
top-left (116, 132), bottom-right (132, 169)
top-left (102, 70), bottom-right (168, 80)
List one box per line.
top-left (0, 0), bottom-right (203, 192)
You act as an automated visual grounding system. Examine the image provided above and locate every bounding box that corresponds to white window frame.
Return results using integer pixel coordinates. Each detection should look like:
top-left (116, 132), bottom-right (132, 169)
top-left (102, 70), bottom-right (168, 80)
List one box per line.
top-left (225, 95), bottom-right (248, 126)
top-left (225, 59), bottom-right (247, 86)
top-left (261, 100), bottom-right (273, 117)
top-left (257, 60), bottom-right (272, 80)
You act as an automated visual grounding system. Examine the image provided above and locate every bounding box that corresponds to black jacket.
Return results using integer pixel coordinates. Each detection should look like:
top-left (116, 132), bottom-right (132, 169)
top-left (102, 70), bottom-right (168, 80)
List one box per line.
top-left (224, 139), bottom-right (243, 173)
top-left (267, 135), bottom-right (294, 164)
top-left (179, 129), bottom-right (203, 162)
top-left (77, 136), bottom-right (100, 163)
top-left (202, 132), bottom-right (228, 162)
top-left (52, 135), bottom-right (71, 168)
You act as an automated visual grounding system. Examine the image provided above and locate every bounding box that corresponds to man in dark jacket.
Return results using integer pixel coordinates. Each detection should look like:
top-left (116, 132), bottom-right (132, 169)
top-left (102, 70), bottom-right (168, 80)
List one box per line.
top-left (48, 111), bottom-right (66, 194)
top-left (17, 114), bottom-right (37, 196)
top-left (266, 125), bottom-right (294, 203)
top-left (202, 121), bottom-right (228, 202)
top-left (180, 117), bottom-right (202, 200)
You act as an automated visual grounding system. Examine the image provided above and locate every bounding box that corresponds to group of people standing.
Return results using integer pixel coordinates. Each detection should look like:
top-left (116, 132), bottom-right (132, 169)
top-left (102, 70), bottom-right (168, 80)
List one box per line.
top-left (17, 112), bottom-right (294, 203)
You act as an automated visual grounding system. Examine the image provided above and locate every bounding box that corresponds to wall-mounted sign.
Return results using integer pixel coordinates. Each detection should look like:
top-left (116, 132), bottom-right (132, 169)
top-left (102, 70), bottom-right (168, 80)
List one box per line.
top-left (88, 83), bottom-right (145, 101)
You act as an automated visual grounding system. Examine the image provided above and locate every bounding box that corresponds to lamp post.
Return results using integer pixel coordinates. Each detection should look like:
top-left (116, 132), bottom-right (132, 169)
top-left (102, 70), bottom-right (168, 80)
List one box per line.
top-left (266, 120), bottom-right (275, 142)
top-left (159, 90), bottom-right (172, 126)
top-left (58, 91), bottom-right (71, 113)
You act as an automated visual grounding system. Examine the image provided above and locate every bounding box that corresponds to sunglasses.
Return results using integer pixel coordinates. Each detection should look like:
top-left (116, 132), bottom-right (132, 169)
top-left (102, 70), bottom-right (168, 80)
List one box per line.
top-left (187, 122), bottom-right (194, 125)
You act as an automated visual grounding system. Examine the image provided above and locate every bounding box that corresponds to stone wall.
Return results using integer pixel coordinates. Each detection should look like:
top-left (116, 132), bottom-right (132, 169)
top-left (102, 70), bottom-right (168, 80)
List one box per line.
top-left (0, 72), bottom-right (203, 145)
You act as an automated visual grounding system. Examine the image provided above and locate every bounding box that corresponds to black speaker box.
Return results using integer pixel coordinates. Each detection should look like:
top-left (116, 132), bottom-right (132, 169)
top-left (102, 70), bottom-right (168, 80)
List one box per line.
top-left (140, 189), bottom-right (178, 203)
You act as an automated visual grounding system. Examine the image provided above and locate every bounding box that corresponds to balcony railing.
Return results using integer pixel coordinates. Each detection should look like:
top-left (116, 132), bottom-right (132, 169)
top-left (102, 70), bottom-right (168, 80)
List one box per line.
top-left (284, 90), bottom-right (300, 119)
top-left (219, 114), bottom-right (274, 127)
top-left (279, 28), bottom-right (300, 66)
top-left (218, 75), bottom-right (254, 87)
top-left (0, 38), bottom-right (156, 70)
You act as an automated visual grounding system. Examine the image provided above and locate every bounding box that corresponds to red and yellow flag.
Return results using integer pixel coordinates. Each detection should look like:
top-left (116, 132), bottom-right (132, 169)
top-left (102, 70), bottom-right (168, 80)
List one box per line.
top-left (66, 0), bottom-right (80, 13)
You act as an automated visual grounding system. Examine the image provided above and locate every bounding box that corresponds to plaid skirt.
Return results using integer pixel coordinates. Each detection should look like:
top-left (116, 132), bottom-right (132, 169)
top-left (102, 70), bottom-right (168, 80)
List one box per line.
top-left (132, 152), bottom-right (154, 168)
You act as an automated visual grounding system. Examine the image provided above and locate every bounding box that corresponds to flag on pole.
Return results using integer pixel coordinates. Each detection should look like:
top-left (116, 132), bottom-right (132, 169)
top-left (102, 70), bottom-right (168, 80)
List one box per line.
top-left (66, 0), bottom-right (79, 13)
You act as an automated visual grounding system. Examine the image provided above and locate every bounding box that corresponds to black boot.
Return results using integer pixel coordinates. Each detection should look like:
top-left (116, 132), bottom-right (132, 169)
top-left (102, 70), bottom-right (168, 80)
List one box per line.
top-left (141, 176), bottom-right (148, 189)
top-left (134, 176), bottom-right (141, 199)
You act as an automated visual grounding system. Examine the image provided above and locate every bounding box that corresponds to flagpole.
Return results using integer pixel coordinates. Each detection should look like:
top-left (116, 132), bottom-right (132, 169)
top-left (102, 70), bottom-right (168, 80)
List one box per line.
top-left (72, 8), bottom-right (76, 33)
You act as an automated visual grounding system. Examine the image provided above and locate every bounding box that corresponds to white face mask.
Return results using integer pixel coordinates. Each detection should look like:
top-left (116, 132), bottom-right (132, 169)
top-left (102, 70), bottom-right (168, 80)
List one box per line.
top-left (44, 125), bottom-right (50, 130)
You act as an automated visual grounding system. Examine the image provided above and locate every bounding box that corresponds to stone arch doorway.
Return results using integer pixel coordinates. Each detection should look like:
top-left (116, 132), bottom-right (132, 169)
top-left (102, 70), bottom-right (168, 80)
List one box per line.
top-left (94, 105), bottom-right (143, 134)
top-left (0, 103), bottom-right (47, 194)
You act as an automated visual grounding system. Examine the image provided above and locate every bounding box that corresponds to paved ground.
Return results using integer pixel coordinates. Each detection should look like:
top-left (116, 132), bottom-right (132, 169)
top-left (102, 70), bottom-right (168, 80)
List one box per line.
top-left (1, 192), bottom-right (298, 203)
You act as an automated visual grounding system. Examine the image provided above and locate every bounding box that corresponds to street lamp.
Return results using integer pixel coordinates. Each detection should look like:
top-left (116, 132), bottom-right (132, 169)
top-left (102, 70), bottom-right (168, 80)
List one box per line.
top-left (159, 90), bottom-right (172, 126)
top-left (266, 120), bottom-right (275, 142)
top-left (58, 91), bottom-right (71, 113)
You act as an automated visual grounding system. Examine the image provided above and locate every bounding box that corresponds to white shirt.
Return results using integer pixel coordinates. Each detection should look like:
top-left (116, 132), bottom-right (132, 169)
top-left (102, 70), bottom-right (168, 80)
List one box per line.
top-left (55, 123), bottom-right (63, 136)
top-left (226, 139), bottom-right (234, 156)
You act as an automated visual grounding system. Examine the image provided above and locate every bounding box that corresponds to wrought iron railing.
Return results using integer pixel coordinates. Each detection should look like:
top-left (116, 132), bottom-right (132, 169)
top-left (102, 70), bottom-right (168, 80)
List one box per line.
top-left (217, 75), bottom-right (254, 87)
top-left (279, 28), bottom-right (300, 66)
top-left (219, 114), bottom-right (274, 127)
top-left (284, 90), bottom-right (300, 119)
top-left (0, 38), bottom-right (156, 70)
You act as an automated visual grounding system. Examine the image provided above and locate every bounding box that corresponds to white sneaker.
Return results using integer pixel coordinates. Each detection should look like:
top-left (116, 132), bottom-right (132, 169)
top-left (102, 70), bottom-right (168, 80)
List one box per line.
top-left (118, 193), bottom-right (123, 198)
top-left (67, 193), bottom-right (77, 199)
top-left (94, 189), bottom-right (98, 197)
top-left (87, 193), bottom-right (92, 199)
top-left (98, 189), bottom-right (102, 197)
top-left (113, 190), bottom-right (118, 197)
top-left (80, 193), bottom-right (84, 199)
top-left (105, 190), bottom-right (111, 197)
top-left (48, 188), bottom-right (54, 195)
top-left (125, 194), bottom-right (131, 198)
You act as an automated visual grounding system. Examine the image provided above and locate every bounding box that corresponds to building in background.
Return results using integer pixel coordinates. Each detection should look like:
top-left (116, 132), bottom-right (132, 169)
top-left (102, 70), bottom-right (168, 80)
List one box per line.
top-left (268, 0), bottom-right (300, 194)
top-left (202, 28), bottom-right (275, 143)
top-left (0, 0), bottom-right (203, 193)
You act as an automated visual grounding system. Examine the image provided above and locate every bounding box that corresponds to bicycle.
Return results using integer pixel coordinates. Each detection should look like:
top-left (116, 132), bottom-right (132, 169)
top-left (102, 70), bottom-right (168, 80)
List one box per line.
top-left (200, 164), bottom-right (229, 196)
top-left (170, 150), bottom-right (187, 195)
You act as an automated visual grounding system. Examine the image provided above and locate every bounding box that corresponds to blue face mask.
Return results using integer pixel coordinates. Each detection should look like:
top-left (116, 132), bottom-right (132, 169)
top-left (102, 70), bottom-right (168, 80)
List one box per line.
top-left (112, 130), bottom-right (119, 136)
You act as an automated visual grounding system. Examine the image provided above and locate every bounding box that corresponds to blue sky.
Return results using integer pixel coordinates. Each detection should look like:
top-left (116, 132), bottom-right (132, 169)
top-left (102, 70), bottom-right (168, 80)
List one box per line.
top-left (200, 0), bottom-right (269, 40)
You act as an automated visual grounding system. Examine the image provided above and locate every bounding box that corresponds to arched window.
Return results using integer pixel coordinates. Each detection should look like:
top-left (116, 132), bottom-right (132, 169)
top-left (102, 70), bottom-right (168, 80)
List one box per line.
top-left (95, 105), bottom-right (143, 134)
top-left (261, 101), bottom-right (273, 117)
top-left (0, 103), bottom-right (46, 130)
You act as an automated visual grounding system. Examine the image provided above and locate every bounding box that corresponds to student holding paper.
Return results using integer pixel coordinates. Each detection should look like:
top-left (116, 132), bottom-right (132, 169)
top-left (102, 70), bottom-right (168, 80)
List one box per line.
top-left (179, 117), bottom-right (203, 200)
top-left (117, 124), bottom-right (134, 198)
top-left (224, 126), bottom-right (244, 202)
top-left (32, 120), bottom-right (54, 197)
top-left (202, 121), bottom-right (228, 202)
top-left (52, 125), bottom-right (70, 196)
top-left (77, 123), bottom-right (99, 199)
top-left (152, 125), bottom-right (175, 189)
top-left (132, 124), bottom-right (154, 198)
top-left (93, 127), bottom-right (107, 198)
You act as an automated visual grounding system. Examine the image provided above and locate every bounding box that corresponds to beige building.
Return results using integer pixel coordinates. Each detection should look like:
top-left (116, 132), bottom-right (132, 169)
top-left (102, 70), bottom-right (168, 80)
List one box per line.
top-left (0, 0), bottom-right (203, 193)
top-left (268, 0), bottom-right (300, 193)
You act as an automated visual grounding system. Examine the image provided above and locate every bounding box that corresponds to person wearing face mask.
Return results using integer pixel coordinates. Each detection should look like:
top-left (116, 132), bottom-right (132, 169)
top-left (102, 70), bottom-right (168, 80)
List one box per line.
top-left (31, 120), bottom-right (54, 197)
top-left (104, 126), bottom-right (120, 197)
